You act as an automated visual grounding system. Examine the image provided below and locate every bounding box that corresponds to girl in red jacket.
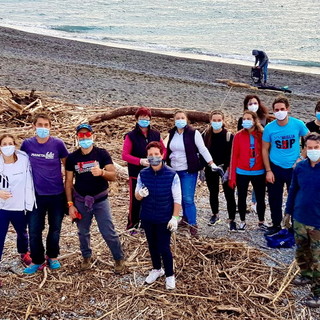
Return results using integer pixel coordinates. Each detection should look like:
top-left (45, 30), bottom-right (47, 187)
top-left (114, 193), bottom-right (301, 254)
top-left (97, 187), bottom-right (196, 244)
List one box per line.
top-left (229, 111), bottom-right (267, 232)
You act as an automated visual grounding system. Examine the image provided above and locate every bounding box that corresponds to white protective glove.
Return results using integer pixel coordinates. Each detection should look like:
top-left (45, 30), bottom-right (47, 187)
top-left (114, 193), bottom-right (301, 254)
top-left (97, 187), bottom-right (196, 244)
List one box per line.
top-left (140, 158), bottom-right (150, 166)
top-left (167, 216), bottom-right (178, 232)
top-left (138, 186), bottom-right (149, 198)
top-left (210, 163), bottom-right (224, 178)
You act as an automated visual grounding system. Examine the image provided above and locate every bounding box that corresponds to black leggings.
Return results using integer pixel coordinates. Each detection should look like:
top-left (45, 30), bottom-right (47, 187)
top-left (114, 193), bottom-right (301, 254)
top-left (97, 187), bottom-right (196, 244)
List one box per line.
top-left (205, 169), bottom-right (236, 220)
top-left (236, 173), bottom-right (266, 222)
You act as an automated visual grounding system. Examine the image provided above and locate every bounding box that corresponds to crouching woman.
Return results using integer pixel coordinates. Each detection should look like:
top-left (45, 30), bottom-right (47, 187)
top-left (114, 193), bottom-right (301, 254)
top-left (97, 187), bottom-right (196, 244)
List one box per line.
top-left (135, 141), bottom-right (181, 290)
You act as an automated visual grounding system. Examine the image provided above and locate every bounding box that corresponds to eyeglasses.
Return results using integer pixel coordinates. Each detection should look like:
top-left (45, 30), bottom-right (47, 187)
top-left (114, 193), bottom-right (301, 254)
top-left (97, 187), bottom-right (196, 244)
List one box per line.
top-left (77, 131), bottom-right (92, 138)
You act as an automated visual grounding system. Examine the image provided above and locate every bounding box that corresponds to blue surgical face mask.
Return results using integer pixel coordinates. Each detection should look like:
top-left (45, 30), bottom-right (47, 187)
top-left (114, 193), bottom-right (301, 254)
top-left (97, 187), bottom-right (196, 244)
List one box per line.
top-left (175, 119), bottom-right (187, 129)
top-left (79, 139), bottom-right (94, 149)
top-left (36, 127), bottom-right (50, 139)
top-left (138, 119), bottom-right (150, 128)
top-left (307, 149), bottom-right (320, 162)
top-left (316, 112), bottom-right (320, 121)
top-left (147, 156), bottom-right (162, 166)
top-left (211, 122), bottom-right (223, 130)
top-left (242, 120), bottom-right (253, 129)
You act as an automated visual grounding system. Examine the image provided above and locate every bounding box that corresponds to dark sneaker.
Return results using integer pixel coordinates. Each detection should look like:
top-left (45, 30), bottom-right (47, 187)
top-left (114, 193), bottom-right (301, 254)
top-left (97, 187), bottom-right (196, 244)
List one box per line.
top-left (264, 226), bottom-right (281, 236)
top-left (258, 223), bottom-right (268, 232)
top-left (306, 295), bottom-right (320, 308)
top-left (114, 259), bottom-right (126, 274)
top-left (190, 225), bottom-right (198, 237)
top-left (81, 257), bottom-right (94, 270)
top-left (229, 221), bottom-right (237, 232)
top-left (208, 215), bottom-right (220, 226)
top-left (238, 222), bottom-right (246, 232)
top-left (293, 275), bottom-right (312, 286)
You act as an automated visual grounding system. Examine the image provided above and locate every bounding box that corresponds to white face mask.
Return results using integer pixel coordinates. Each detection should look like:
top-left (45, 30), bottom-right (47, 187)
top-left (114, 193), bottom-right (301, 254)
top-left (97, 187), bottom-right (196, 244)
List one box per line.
top-left (1, 145), bottom-right (15, 157)
top-left (307, 149), bottom-right (320, 162)
top-left (274, 110), bottom-right (288, 121)
top-left (248, 104), bottom-right (259, 113)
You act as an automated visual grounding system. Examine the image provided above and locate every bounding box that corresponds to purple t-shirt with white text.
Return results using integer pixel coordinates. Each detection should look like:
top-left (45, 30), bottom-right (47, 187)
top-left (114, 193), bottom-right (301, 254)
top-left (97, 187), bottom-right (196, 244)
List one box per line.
top-left (21, 136), bottom-right (68, 195)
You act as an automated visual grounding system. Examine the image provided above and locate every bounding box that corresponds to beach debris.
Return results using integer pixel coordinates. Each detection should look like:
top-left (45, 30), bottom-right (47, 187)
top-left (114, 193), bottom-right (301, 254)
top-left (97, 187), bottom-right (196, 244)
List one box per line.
top-left (88, 106), bottom-right (211, 124)
top-left (216, 79), bottom-right (258, 90)
top-left (0, 88), bottom-right (302, 319)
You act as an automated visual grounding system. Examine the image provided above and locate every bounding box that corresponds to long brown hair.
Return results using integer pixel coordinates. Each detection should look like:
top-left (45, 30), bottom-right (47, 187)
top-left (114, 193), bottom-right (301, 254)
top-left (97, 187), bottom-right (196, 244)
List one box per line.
top-left (0, 134), bottom-right (18, 162)
top-left (243, 110), bottom-right (263, 133)
top-left (243, 95), bottom-right (269, 120)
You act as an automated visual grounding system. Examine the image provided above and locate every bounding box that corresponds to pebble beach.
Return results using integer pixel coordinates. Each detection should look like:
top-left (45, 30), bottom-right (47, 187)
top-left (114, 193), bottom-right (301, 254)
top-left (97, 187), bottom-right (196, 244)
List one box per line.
top-left (0, 26), bottom-right (319, 122)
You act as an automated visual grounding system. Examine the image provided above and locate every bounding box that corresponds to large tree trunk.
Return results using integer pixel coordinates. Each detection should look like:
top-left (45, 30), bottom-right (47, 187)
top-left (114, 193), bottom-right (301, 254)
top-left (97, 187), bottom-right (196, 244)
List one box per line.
top-left (88, 106), bottom-right (211, 124)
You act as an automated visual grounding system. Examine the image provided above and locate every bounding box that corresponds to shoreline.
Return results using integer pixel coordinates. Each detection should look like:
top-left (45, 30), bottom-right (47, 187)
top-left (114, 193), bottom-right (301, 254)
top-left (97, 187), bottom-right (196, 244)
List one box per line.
top-left (2, 24), bottom-right (320, 75)
top-left (0, 26), bottom-right (320, 122)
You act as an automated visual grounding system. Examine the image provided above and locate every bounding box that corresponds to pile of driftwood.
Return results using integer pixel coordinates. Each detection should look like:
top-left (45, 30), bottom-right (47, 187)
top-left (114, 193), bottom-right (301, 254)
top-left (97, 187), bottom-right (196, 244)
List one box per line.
top-left (0, 88), bottom-right (303, 319)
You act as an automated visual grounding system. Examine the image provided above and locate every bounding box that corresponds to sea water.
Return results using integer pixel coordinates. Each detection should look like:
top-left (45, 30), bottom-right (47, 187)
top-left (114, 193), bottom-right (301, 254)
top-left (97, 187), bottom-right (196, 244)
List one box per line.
top-left (0, 0), bottom-right (319, 74)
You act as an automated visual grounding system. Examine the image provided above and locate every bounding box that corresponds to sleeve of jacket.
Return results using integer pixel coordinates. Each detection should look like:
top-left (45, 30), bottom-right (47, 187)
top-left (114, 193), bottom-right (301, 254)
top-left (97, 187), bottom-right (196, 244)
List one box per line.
top-left (228, 133), bottom-right (239, 188)
top-left (285, 164), bottom-right (300, 216)
top-left (24, 154), bottom-right (36, 211)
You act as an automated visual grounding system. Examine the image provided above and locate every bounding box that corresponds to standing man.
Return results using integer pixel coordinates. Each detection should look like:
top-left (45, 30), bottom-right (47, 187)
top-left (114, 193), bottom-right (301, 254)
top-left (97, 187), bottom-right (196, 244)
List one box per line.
top-left (284, 133), bottom-right (320, 308)
top-left (23, 113), bottom-right (69, 274)
top-left (252, 50), bottom-right (269, 84)
top-left (65, 124), bottom-right (125, 273)
top-left (262, 96), bottom-right (309, 236)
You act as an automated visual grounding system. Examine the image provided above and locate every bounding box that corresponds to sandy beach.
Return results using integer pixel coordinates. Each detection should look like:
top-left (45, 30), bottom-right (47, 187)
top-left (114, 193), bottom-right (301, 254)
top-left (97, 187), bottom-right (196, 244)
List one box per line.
top-left (0, 26), bottom-right (319, 123)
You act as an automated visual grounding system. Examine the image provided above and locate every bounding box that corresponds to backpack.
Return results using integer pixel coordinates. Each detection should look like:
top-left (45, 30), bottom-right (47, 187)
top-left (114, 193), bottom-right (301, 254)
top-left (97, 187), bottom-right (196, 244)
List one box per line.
top-left (265, 229), bottom-right (295, 248)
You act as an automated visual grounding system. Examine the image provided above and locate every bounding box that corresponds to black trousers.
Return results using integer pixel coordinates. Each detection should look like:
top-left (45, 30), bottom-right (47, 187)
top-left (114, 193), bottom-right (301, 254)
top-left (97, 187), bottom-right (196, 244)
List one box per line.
top-left (142, 221), bottom-right (173, 277)
top-left (236, 173), bottom-right (266, 222)
top-left (205, 169), bottom-right (236, 220)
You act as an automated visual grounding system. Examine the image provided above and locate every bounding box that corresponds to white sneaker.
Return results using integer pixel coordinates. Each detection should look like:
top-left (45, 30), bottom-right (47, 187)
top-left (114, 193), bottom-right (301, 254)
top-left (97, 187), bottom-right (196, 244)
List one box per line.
top-left (145, 268), bottom-right (165, 284)
top-left (238, 222), bottom-right (246, 232)
top-left (165, 275), bottom-right (176, 290)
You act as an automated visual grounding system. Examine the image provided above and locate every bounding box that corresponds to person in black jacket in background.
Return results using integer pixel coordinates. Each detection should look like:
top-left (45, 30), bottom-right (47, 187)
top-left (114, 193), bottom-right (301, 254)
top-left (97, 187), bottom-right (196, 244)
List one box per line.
top-left (252, 50), bottom-right (269, 84)
top-left (202, 110), bottom-right (237, 231)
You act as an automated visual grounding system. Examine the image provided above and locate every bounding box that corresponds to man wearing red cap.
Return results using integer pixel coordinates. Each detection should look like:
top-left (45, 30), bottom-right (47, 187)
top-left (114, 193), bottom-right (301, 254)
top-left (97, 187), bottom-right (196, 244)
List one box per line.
top-left (65, 124), bottom-right (125, 272)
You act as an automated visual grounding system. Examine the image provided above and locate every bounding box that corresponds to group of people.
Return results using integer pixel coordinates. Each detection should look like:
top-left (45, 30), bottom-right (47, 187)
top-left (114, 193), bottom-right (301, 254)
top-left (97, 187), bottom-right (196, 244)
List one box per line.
top-left (122, 97), bottom-right (320, 302)
top-left (1, 97), bottom-right (320, 301)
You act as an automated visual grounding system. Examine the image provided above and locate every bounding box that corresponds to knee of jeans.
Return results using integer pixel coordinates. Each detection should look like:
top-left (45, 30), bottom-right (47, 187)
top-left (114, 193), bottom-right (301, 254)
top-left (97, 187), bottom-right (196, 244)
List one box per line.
top-left (78, 230), bottom-right (90, 237)
top-left (182, 194), bottom-right (195, 206)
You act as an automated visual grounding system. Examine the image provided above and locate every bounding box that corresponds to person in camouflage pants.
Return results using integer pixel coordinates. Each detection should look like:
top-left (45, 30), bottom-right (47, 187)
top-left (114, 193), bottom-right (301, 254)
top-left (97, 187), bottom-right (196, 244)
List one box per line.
top-left (284, 132), bottom-right (320, 308)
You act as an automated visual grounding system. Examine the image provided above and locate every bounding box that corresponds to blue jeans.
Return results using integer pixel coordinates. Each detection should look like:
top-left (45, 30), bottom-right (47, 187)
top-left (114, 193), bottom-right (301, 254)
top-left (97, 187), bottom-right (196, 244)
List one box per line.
top-left (262, 61), bottom-right (268, 83)
top-left (75, 198), bottom-right (124, 260)
top-left (28, 193), bottom-right (65, 264)
top-left (267, 162), bottom-right (293, 227)
top-left (0, 209), bottom-right (28, 260)
top-left (177, 170), bottom-right (198, 225)
top-left (142, 220), bottom-right (173, 277)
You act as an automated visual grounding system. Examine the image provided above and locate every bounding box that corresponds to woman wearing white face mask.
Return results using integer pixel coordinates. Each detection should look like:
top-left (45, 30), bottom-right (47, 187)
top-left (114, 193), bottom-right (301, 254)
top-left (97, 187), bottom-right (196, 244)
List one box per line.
top-left (229, 111), bottom-right (267, 232)
top-left (166, 110), bottom-right (215, 236)
top-left (0, 134), bottom-right (36, 271)
top-left (237, 95), bottom-right (271, 131)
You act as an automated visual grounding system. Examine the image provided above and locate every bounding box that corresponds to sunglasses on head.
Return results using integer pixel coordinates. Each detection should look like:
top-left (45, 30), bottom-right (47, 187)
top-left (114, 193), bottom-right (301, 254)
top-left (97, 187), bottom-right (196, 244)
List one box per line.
top-left (77, 131), bottom-right (92, 138)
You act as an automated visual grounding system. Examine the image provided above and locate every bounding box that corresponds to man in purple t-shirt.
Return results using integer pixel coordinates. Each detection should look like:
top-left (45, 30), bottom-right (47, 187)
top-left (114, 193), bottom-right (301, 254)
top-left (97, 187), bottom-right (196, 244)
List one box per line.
top-left (22, 113), bottom-right (68, 274)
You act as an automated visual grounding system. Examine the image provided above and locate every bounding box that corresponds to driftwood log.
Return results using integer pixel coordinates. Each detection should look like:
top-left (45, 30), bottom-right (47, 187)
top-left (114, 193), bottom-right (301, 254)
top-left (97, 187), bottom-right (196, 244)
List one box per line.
top-left (88, 106), bottom-right (211, 124)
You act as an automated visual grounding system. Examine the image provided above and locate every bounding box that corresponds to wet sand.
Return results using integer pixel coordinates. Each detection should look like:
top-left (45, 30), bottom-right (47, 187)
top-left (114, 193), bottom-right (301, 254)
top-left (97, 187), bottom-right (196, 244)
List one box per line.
top-left (0, 26), bottom-right (319, 121)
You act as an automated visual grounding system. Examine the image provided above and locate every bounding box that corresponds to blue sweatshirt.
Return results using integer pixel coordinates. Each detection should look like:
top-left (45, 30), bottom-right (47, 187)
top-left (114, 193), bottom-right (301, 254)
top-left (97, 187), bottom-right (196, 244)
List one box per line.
top-left (285, 159), bottom-right (320, 228)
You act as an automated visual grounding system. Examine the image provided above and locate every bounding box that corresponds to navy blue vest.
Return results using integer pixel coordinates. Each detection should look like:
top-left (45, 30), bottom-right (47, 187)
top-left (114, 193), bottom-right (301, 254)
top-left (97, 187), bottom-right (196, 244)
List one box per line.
top-left (166, 125), bottom-right (202, 173)
top-left (126, 124), bottom-right (161, 177)
top-left (140, 165), bottom-right (176, 223)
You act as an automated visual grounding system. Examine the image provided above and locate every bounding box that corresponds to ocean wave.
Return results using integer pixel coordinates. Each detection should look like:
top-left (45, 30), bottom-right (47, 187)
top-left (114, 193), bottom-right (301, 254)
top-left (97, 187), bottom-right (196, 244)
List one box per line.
top-left (50, 25), bottom-right (102, 33)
